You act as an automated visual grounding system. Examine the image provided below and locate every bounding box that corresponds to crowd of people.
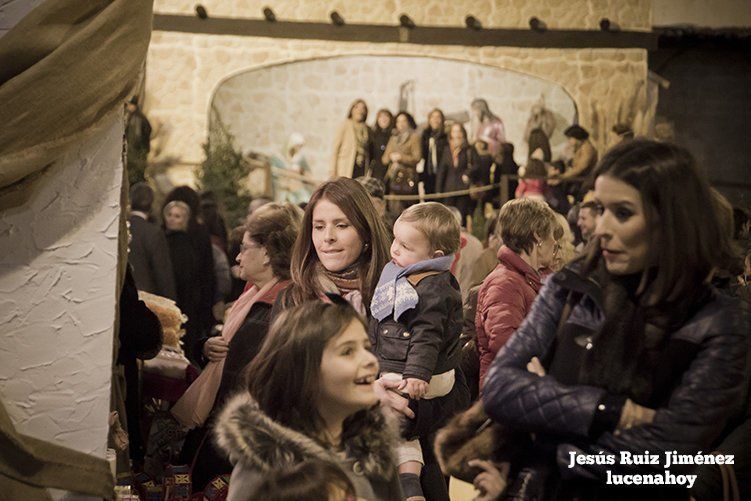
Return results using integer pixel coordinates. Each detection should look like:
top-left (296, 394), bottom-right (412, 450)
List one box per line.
top-left (121, 102), bottom-right (751, 501)
top-left (324, 98), bottom-right (609, 228)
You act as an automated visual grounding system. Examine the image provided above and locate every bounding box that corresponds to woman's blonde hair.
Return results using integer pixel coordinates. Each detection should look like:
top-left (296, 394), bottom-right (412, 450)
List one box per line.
top-left (162, 201), bottom-right (191, 231)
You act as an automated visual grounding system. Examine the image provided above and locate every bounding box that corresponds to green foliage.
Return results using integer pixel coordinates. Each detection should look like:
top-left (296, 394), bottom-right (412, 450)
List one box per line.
top-left (197, 108), bottom-right (251, 227)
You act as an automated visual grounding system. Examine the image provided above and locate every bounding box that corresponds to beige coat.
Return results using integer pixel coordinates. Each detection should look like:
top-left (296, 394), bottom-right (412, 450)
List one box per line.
top-left (331, 119), bottom-right (370, 178)
top-left (382, 131), bottom-right (422, 169)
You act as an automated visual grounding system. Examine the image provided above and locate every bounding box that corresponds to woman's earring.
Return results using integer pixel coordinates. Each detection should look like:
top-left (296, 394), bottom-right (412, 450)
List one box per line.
top-left (364, 242), bottom-right (369, 249)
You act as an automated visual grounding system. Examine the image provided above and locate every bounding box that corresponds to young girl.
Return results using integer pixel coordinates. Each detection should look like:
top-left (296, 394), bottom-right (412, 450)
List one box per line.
top-left (215, 300), bottom-right (403, 501)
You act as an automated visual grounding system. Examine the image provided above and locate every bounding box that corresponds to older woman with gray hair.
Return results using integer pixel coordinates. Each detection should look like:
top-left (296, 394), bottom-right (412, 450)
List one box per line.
top-left (475, 198), bottom-right (562, 390)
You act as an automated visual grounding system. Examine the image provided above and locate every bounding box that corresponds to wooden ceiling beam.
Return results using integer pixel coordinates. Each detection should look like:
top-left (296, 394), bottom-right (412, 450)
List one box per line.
top-left (152, 14), bottom-right (658, 49)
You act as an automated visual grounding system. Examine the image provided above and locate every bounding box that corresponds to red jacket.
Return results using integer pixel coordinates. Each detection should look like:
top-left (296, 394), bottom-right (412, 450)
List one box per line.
top-left (475, 246), bottom-right (542, 390)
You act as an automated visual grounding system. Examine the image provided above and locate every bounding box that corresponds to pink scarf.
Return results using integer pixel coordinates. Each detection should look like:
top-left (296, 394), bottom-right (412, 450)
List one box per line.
top-left (171, 279), bottom-right (279, 428)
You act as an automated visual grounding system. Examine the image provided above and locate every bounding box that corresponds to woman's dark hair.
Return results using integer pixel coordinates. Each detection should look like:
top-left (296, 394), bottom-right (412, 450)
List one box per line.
top-left (528, 128), bottom-right (552, 162)
top-left (346, 98), bottom-right (368, 121)
top-left (286, 178), bottom-right (390, 307)
top-left (589, 139), bottom-right (737, 304)
top-left (246, 460), bottom-right (356, 501)
top-left (245, 300), bottom-right (367, 441)
top-left (523, 159), bottom-right (548, 179)
top-left (498, 142), bottom-right (519, 175)
top-left (373, 108), bottom-right (394, 133)
top-left (245, 203), bottom-right (302, 280)
top-left (448, 122), bottom-right (468, 147)
top-left (426, 108), bottom-right (445, 132)
top-left (164, 186), bottom-right (202, 226)
top-left (395, 110), bottom-right (417, 130)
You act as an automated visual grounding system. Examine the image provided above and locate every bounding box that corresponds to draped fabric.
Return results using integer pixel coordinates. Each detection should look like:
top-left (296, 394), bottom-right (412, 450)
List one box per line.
top-left (0, 0), bottom-right (154, 498)
top-left (0, 0), bottom-right (153, 198)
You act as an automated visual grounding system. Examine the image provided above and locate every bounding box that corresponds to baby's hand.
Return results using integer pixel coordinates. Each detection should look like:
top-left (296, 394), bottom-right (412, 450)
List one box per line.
top-left (401, 378), bottom-right (429, 400)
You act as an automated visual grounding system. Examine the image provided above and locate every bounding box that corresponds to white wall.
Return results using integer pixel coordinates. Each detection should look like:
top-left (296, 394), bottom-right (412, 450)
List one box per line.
top-left (0, 113), bottom-right (123, 499)
top-left (653, 0), bottom-right (751, 28)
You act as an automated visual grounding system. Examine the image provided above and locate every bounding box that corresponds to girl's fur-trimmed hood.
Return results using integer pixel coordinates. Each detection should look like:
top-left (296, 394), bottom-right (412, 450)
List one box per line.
top-left (214, 393), bottom-right (399, 479)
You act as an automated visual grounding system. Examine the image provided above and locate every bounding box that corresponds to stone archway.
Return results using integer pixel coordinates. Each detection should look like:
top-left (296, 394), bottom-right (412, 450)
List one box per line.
top-left (209, 54), bottom-right (578, 179)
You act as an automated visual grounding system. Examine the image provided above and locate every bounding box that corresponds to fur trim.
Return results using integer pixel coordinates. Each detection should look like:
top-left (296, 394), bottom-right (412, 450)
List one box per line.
top-left (214, 393), bottom-right (399, 479)
top-left (434, 401), bottom-right (527, 483)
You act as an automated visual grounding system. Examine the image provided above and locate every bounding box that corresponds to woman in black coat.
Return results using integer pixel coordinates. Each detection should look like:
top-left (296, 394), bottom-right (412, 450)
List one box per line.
top-left (436, 122), bottom-right (473, 224)
top-left (420, 108), bottom-right (448, 195)
top-left (370, 109), bottom-right (394, 182)
top-left (162, 200), bottom-right (201, 360)
top-left (483, 140), bottom-right (750, 499)
top-left (163, 186), bottom-right (216, 362)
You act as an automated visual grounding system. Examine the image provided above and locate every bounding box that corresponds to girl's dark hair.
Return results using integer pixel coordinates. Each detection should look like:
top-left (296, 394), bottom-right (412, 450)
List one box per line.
top-left (587, 139), bottom-right (736, 304)
top-left (245, 301), bottom-right (367, 441)
top-left (246, 460), bottom-right (356, 501)
top-left (245, 203), bottom-right (302, 280)
top-left (374, 108), bottom-right (394, 133)
top-left (286, 178), bottom-right (390, 307)
top-left (395, 110), bottom-right (417, 130)
top-left (347, 99), bottom-right (368, 121)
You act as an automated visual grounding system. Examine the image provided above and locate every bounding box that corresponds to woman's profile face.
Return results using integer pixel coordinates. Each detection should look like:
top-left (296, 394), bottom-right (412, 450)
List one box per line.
top-left (351, 102), bottom-right (366, 123)
top-left (317, 319), bottom-right (379, 417)
top-left (312, 198), bottom-right (364, 272)
top-left (537, 231), bottom-right (558, 270)
top-left (593, 175), bottom-right (650, 275)
top-left (236, 231), bottom-right (268, 283)
top-left (376, 112), bottom-right (391, 130)
top-left (165, 206), bottom-right (188, 232)
top-left (395, 114), bottom-right (409, 133)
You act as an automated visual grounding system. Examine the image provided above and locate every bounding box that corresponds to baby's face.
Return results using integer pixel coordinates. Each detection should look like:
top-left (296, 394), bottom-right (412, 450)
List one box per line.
top-left (390, 219), bottom-right (439, 268)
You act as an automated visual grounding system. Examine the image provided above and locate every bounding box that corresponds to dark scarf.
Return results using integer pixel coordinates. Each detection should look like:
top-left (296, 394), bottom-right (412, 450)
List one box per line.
top-left (317, 261), bottom-right (362, 295)
top-left (577, 260), bottom-right (711, 405)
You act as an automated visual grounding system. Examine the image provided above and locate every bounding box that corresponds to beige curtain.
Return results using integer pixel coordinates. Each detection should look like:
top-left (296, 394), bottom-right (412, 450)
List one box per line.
top-left (0, 0), bottom-right (153, 195)
top-left (0, 0), bottom-right (153, 498)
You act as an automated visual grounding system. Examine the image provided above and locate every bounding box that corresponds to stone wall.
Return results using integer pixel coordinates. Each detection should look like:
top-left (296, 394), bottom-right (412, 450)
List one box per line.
top-left (211, 55), bottom-right (577, 179)
top-left (146, 1), bottom-right (650, 180)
